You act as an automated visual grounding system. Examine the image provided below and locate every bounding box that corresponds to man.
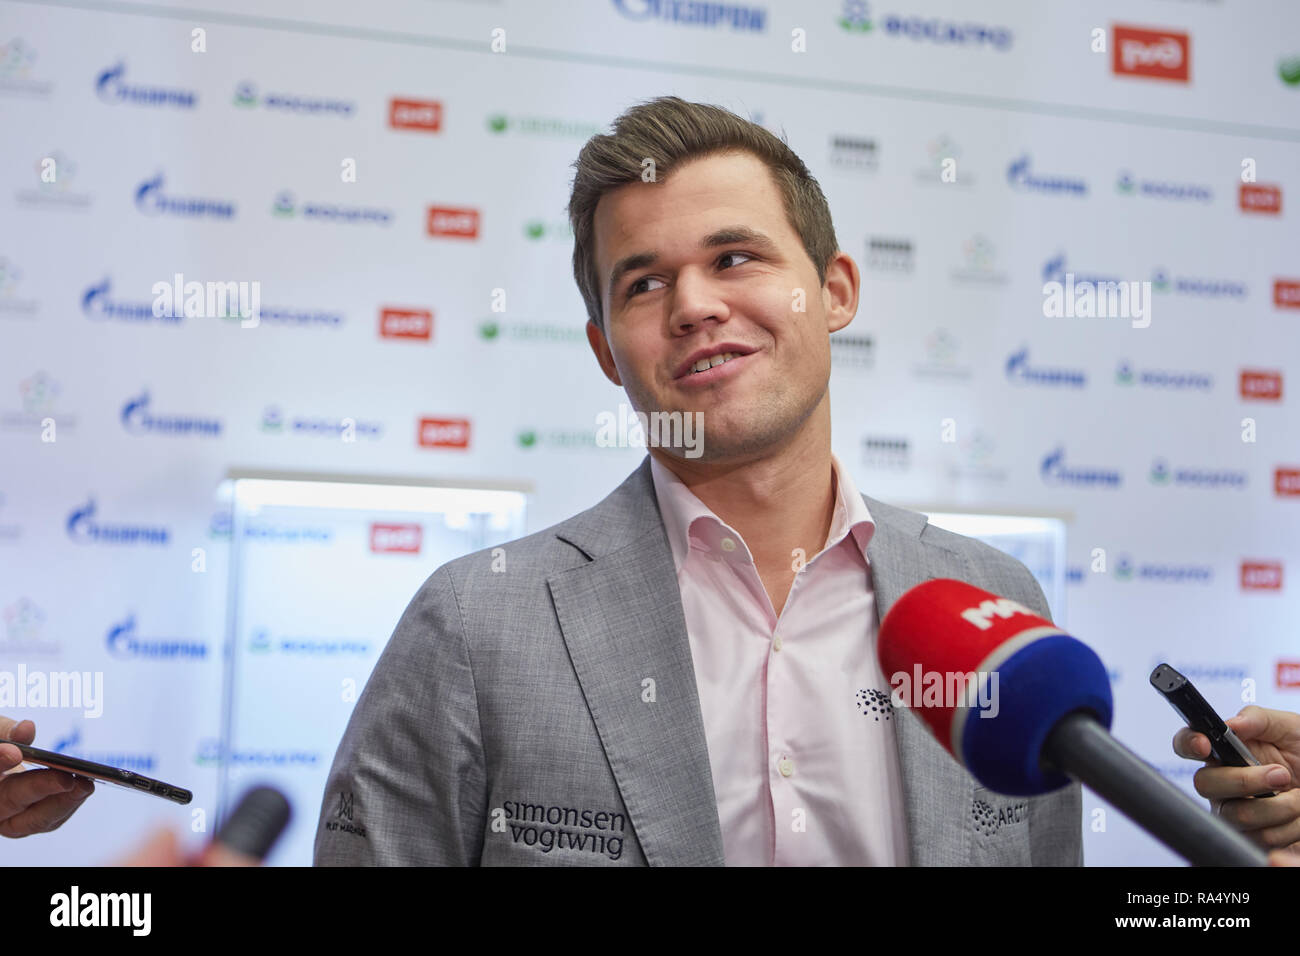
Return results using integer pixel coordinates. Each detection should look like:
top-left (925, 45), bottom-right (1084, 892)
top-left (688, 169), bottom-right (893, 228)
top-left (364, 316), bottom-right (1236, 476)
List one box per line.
top-left (314, 95), bottom-right (1071, 865)
top-left (0, 716), bottom-right (94, 838)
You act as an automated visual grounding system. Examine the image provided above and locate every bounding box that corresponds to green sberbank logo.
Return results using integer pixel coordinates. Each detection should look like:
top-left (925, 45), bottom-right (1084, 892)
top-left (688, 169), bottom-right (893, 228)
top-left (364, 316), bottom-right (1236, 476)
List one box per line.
top-left (1149, 459), bottom-right (1171, 485)
top-left (1280, 56), bottom-right (1300, 86)
top-left (476, 319), bottom-right (584, 344)
top-left (513, 427), bottom-right (606, 451)
top-left (483, 113), bottom-right (602, 138)
top-left (234, 82), bottom-right (258, 107)
top-left (523, 220), bottom-right (573, 241)
top-left (1116, 361), bottom-right (1135, 385)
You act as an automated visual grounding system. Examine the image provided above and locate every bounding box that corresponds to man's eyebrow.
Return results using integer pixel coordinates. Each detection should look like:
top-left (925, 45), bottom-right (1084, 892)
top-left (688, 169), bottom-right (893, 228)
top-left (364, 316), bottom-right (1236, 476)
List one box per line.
top-left (606, 226), bottom-right (779, 300)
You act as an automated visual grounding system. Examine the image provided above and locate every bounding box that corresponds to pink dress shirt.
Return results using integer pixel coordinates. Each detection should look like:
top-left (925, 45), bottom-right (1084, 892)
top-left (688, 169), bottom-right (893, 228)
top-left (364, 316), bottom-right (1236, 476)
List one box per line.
top-left (649, 452), bottom-right (911, 866)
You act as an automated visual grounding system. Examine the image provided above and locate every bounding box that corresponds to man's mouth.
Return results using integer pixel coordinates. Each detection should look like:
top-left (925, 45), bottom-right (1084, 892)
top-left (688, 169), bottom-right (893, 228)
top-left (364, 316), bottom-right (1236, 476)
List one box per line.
top-left (688, 351), bottom-right (743, 375)
top-left (676, 350), bottom-right (754, 387)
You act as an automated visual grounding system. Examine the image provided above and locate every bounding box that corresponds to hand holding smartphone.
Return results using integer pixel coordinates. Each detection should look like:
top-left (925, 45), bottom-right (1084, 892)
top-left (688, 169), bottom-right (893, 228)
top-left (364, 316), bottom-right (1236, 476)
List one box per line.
top-left (1150, 663), bottom-right (1275, 798)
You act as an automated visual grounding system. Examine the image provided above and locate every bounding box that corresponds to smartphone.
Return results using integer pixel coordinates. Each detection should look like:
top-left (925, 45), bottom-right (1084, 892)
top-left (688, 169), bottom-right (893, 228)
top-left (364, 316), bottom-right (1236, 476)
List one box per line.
top-left (1149, 663), bottom-right (1274, 798)
top-left (1, 740), bottom-right (192, 805)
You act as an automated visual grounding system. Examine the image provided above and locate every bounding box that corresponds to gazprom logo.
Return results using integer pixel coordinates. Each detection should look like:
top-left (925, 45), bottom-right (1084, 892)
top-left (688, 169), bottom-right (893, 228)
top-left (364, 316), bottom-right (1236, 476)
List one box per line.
top-left (82, 278), bottom-right (178, 323)
top-left (1040, 447), bottom-right (1123, 488)
top-left (612, 0), bottom-right (767, 31)
top-left (121, 390), bottom-right (223, 437)
top-left (1041, 252), bottom-right (1122, 287)
top-left (1007, 155), bottom-right (1088, 196)
top-left (54, 727), bottom-right (156, 771)
top-left (94, 62), bottom-right (196, 108)
top-left (1005, 347), bottom-right (1086, 387)
top-left (66, 498), bottom-right (170, 545)
top-left (134, 173), bottom-right (236, 219)
top-left (1042, 253), bottom-right (1066, 283)
top-left (106, 614), bottom-right (207, 660)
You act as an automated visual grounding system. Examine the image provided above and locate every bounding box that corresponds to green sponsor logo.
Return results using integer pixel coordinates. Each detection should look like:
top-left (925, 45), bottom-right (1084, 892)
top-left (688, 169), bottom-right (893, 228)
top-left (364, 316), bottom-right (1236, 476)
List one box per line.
top-left (1280, 56), bottom-right (1300, 86)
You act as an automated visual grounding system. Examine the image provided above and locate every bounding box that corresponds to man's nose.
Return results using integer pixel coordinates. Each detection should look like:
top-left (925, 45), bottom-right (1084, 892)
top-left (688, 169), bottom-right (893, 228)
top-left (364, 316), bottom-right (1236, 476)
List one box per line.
top-left (669, 268), bottom-right (730, 334)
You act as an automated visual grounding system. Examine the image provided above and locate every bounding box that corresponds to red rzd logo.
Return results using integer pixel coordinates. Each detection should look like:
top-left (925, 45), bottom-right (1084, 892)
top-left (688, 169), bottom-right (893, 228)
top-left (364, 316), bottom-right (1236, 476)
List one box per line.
top-left (1274, 280), bottom-right (1300, 309)
top-left (426, 206), bottom-right (480, 239)
top-left (389, 98), bottom-right (442, 132)
top-left (370, 523), bottom-right (422, 554)
top-left (1112, 25), bottom-right (1189, 82)
top-left (1277, 660), bottom-right (1300, 690)
top-left (1240, 561), bottom-right (1282, 591)
top-left (418, 416), bottom-right (470, 449)
top-left (1240, 370), bottom-right (1283, 401)
top-left (1276, 467), bottom-right (1300, 497)
top-left (379, 308), bottom-right (433, 340)
top-left (1241, 184), bottom-right (1283, 215)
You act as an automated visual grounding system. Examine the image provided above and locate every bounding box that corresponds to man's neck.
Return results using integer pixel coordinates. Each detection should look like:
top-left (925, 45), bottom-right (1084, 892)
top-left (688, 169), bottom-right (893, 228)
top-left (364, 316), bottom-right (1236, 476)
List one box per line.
top-left (650, 428), bottom-right (838, 575)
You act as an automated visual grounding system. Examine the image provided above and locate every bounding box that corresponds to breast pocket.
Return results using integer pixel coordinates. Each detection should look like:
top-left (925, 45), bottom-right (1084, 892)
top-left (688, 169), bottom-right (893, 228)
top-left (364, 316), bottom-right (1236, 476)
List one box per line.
top-left (969, 787), bottom-right (1031, 866)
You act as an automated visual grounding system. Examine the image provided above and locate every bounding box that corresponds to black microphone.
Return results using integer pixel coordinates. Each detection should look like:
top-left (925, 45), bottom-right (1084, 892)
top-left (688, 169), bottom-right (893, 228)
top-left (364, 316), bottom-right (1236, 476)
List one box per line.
top-left (203, 786), bottom-right (292, 865)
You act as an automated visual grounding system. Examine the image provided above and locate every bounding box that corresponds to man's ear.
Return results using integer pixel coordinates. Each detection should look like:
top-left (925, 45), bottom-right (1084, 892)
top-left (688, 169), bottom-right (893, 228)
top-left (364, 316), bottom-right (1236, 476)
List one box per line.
top-left (586, 319), bottom-right (623, 386)
top-left (822, 251), bottom-right (860, 334)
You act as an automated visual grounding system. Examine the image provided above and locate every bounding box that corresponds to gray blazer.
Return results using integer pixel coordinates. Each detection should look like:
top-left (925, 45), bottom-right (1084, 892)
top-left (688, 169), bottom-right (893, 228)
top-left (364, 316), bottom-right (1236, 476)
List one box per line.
top-left (314, 455), bottom-right (1083, 866)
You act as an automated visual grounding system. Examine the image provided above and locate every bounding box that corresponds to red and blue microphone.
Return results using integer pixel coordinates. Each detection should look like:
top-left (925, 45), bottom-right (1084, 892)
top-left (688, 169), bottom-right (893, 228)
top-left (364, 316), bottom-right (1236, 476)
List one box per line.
top-left (879, 578), bottom-right (1111, 796)
top-left (879, 578), bottom-right (1266, 865)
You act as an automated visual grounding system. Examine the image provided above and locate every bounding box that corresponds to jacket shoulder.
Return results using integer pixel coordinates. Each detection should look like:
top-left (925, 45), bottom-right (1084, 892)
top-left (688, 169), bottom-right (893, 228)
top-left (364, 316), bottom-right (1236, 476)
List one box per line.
top-left (868, 496), bottom-right (1053, 623)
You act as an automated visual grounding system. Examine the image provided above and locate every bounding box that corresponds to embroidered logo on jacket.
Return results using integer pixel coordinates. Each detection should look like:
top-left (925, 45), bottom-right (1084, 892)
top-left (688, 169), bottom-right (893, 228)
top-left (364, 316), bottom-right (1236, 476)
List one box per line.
top-left (493, 799), bottom-right (627, 861)
top-left (323, 790), bottom-right (367, 839)
top-left (972, 792), bottom-right (1029, 837)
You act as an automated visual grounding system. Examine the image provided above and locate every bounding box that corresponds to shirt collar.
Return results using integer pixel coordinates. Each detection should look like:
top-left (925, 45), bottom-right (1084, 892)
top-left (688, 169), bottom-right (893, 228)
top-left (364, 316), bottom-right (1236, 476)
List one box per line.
top-left (649, 451), bottom-right (876, 574)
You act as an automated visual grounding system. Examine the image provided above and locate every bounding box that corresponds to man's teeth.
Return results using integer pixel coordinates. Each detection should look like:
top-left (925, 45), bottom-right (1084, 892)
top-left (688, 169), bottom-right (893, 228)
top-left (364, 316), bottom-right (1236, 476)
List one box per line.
top-left (691, 352), bottom-right (740, 374)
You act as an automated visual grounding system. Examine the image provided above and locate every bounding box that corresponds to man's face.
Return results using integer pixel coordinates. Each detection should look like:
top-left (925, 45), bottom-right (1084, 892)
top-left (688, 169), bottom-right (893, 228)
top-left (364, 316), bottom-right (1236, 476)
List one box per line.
top-left (587, 149), bottom-right (857, 463)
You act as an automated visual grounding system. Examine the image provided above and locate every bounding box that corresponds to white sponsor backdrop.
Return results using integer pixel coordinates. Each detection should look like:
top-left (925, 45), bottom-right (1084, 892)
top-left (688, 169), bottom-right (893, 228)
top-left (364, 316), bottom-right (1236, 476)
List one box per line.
top-left (1, 0), bottom-right (1297, 866)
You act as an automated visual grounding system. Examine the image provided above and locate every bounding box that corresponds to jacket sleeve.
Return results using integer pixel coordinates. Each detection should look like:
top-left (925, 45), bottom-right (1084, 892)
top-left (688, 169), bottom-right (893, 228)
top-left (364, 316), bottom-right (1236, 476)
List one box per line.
top-left (313, 564), bottom-right (487, 865)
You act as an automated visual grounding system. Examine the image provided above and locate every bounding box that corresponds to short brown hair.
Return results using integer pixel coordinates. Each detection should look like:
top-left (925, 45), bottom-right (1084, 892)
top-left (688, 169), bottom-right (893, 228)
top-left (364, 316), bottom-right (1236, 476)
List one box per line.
top-left (567, 95), bottom-right (840, 334)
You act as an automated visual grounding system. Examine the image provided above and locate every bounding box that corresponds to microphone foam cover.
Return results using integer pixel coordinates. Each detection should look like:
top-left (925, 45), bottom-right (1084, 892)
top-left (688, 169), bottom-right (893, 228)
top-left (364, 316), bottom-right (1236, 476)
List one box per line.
top-left (880, 578), bottom-right (1113, 795)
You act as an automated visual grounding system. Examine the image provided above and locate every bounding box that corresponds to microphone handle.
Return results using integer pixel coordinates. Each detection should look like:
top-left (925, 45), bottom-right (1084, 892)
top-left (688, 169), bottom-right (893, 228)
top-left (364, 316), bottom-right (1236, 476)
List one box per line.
top-left (1041, 711), bottom-right (1267, 866)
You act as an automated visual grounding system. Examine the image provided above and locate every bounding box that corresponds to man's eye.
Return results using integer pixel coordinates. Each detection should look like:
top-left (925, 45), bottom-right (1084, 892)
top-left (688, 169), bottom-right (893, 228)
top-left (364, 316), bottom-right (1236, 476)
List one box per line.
top-left (717, 251), bottom-right (754, 269)
top-left (626, 252), bottom-right (754, 299)
top-left (627, 276), bottom-right (665, 298)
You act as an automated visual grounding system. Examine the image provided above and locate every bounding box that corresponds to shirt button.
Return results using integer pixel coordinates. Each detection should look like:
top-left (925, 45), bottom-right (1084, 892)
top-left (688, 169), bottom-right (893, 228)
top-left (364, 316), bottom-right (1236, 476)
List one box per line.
top-left (778, 757), bottom-right (795, 778)
top-left (720, 537), bottom-right (736, 552)
top-left (773, 635), bottom-right (783, 652)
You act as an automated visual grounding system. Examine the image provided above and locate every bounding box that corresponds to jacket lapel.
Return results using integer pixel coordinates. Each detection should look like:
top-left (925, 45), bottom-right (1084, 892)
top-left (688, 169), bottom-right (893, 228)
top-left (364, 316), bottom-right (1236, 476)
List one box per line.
top-left (548, 458), bottom-right (725, 865)
top-left (862, 494), bottom-right (976, 865)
